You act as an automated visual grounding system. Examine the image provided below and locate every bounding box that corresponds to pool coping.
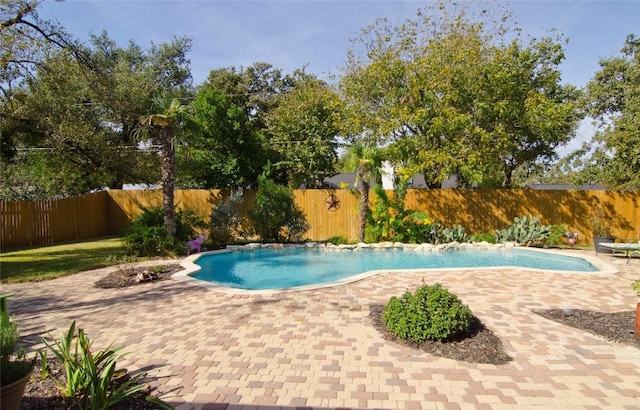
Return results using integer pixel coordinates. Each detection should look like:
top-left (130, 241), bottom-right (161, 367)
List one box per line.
top-left (173, 245), bottom-right (618, 295)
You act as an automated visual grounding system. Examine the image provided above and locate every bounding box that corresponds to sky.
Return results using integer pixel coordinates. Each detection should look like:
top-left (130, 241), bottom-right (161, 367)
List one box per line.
top-left (39, 0), bottom-right (640, 153)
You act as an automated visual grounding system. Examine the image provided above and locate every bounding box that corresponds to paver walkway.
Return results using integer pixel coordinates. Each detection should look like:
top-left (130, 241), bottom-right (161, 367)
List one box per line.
top-left (3, 250), bottom-right (640, 409)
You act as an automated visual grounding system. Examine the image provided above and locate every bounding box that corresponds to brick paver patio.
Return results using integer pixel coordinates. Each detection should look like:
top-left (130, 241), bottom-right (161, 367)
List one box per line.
top-left (4, 249), bottom-right (640, 409)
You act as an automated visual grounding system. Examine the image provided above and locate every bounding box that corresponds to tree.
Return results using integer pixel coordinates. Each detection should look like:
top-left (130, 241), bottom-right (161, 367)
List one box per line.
top-left (266, 76), bottom-right (343, 188)
top-left (136, 96), bottom-right (199, 238)
top-left (339, 3), bottom-right (580, 188)
top-left (178, 87), bottom-right (264, 188)
top-left (342, 144), bottom-right (385, 242)
top-left (198, 63), bottom-right (318, 186)
top-left (581, 34), bottom-right (640, 189)
top-left (1, 11), bottom-right (194, 198)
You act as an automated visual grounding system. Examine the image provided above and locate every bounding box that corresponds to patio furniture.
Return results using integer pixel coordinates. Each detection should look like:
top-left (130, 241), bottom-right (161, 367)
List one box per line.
top-left (598, 242), bottom-right (640, 264)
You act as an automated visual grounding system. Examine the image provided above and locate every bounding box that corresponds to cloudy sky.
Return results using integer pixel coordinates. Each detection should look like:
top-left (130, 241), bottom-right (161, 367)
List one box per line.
top-left (39, 0), bottom-right (639, 151)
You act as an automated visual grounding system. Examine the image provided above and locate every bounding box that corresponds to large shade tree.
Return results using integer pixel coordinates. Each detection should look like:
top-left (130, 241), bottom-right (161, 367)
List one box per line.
top-left (579, 34), bottom-right (640, 189)
top-left (1, 0), bottom-right (194, 199)
top-left (266, 75), bottom-right (343, 188)
top-left (178, 87), bottom-right (263, 188)
top-left (340, 3), bottom-right (580, 188)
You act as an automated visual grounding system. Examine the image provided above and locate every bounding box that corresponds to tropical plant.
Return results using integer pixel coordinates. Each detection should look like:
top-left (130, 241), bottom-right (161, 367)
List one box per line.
top-left (41, 321), bottom-right (169, 409)
top-left (135, 95), bottom-right (200, 238)
top-left (248, 175), bottom-right (310, 242)
top-left (382, 283), bottom-right (473, 342)
top-left (494, 215), bottom-right (551, 246)
top-left (544, 224), bottom-right (567, 247)
top-left (123, 205), bottom-right (206, 256)
top-left (342, 143), bottom-right (385, 242)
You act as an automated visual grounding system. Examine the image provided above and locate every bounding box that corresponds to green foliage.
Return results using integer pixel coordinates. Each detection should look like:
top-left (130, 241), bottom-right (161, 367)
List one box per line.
top-left (209, 191), bottom-right (246, 247)
top-left (1, 315), bottom-right (34, 385)
top-left (41, 321), bottom-right (164, 409)
top-left (365, 181), bottom-right (467, 244)
top-left (124, 206), bottom-right (206, 256)
top-left (248, 176), bottom-right (310, 242)
top-left (340, 2), bottom-right (580, 188)
top-left (180, 88), bottom-right (264, 189)
top-left (581, 35), bottom-right (640, 189)
top-left (632, 279), bottom-right (640, 297)
top-left (494, 215), bottom-right (551, 246)
top-left (366, 184), bottom-right (415, 243)
top-left (468, 233), bottom-right (496, 243)
top-left (383, 283), bottom-right (473, 342)
top-left (545, 224), bottom-right (567, 247)
top-left (1, 10), bottom-right (192, 199)
top-left (267, 76), bottom-right (343, 188)
top-left (342, 143), bottom-right (386, 242)
top-left (439, 225), bottom-right (469, 243)
top-left (326, 235), bottom-right (348, 245)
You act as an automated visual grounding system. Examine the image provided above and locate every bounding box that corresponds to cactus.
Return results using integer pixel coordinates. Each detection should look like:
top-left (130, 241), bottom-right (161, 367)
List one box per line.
top-left (494, 215), bottom-right (551, 246)
top-left (440, 224), bottom-right (468, 243)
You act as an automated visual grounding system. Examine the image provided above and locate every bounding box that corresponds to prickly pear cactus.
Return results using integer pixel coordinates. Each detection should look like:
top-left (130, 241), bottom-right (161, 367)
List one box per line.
top-left (494, 215), bottom-right (551, 246)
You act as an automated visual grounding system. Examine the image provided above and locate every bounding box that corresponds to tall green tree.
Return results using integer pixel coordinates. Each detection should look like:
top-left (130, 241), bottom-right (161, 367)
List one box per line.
top-left (340, 3), bottom-right (580, 188)
top-left (136, 96), bottom-right (199, 238)
top-left (179, 87), bottom-right (263, 188)
top-left (342, 144), bottom-right (385, 242)
top-left (198, 63), bottom-right (317, 186)
top-left (266, 76), bottom-right (343, 188)
top-left (1, 6), bottom-right (194, 199)
top-left (580, 34), bottom-right (640, 189)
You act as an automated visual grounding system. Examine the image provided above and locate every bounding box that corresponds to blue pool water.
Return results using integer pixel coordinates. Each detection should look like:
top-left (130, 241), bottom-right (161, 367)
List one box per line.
top-left (192, 248), bottom-right (599, 290)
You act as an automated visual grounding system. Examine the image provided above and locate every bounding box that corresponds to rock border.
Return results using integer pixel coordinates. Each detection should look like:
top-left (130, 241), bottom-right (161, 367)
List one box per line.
top-left (226, 240), bottom-right (517, 253)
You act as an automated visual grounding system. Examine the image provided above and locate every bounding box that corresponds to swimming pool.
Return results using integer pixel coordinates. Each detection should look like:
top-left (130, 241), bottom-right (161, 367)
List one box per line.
top-left (189, 247), bottom-right (599, 291)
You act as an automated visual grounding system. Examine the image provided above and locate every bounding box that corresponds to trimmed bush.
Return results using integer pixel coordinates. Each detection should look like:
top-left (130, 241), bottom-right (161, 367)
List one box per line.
top-left (248, 176), bottom-right (310, 242)
top-left (382, 283), bottom-right (473, 342)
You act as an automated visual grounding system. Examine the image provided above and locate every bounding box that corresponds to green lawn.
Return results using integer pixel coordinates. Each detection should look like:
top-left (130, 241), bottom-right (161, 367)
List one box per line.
top-left (1, 237), bottom-right (129, 283)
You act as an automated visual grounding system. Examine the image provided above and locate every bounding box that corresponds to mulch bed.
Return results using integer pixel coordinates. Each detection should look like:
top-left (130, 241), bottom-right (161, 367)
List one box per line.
top-left (534, 308), bottom-right (640, 349)
top-left (94, 263), bottom-right (183, 289)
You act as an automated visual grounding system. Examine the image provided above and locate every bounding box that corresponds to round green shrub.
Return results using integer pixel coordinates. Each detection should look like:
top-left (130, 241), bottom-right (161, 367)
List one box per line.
top-left (382, 283), bottom-right (473, 342)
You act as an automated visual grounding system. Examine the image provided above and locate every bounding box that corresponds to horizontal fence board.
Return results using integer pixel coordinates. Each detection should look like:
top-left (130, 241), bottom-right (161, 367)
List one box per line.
top-left (2, 189), bottom-right (639, 249)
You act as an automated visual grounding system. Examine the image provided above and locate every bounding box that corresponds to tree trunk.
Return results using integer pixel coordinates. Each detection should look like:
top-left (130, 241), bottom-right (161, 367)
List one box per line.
top-left (161, 131), bottom-right (176, 238)
top-left (359, 180), bottom-right (370, 243)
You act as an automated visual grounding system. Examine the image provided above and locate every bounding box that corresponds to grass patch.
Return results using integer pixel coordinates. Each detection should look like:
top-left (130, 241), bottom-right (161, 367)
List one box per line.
top-left (1, 237), bottom-right (129, 283)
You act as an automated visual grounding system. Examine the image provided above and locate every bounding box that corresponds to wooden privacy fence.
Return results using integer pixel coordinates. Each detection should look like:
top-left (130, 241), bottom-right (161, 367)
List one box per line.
top-left (1, 189), bottom-right (639, 249)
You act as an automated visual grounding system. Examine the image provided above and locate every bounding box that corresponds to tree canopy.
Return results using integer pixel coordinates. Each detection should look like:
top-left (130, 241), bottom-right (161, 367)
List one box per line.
top-left (339, 3), bottom-right (581, 188)
top-left (579, 35), bottom-right (640, 189)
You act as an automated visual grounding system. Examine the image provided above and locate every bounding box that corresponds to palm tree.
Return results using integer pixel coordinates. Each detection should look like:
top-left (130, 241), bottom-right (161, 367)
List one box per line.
top-left (342, 143), bottom-right (384, 242)
top-left (135, 95), bottom-right (198, 238)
